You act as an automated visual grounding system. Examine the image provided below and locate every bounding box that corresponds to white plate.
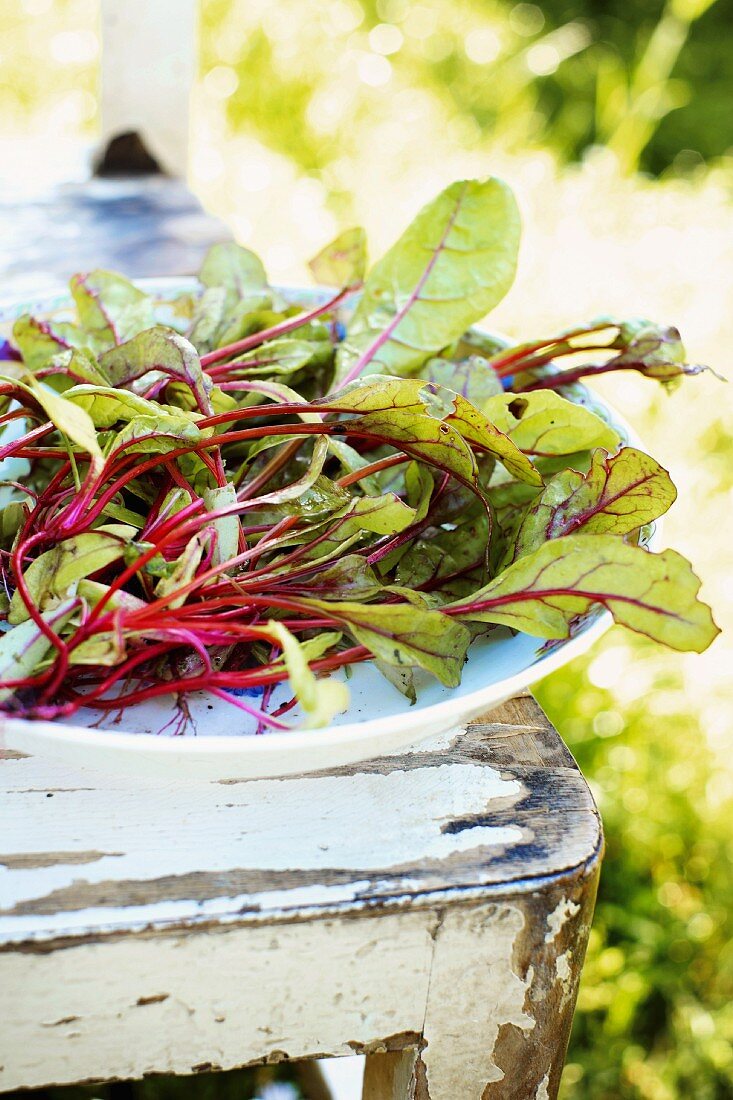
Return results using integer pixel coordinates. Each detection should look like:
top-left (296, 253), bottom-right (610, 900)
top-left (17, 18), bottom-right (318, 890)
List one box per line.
top-left (0, 280), bottom-right (647, 779)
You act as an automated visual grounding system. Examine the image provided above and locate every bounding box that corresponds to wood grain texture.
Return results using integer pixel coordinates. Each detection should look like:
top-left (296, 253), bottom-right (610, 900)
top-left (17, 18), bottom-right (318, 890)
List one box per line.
top-left (363, 1049), bottom-right (420, 1100)
top-left (0, 177), bottom-right (228, 299)
top-left (0, 696), bottom-right (600, 943)
top-left (0, 696), bottom-right (601, 1098)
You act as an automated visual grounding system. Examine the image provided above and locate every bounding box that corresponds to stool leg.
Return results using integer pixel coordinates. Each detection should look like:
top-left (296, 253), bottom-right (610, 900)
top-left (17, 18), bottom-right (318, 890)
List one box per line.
top-left (362, 1048), bottom-right (419, 1099)
top-left (294, 1059), bottom-right (335, 1100)
top-left (418, 873), bottom-right (599, 1099)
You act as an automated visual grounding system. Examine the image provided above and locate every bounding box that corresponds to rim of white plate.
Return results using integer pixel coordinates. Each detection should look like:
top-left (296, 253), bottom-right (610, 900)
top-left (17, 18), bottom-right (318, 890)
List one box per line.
top-left (0, 278), bottom-right (658, 757)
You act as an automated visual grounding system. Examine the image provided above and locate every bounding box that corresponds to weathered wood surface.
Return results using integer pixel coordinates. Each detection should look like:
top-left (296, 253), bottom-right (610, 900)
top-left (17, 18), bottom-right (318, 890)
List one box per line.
top-left (0, 694), bottom-right (601, 1098)
top-left (0, 177), bottom-right (227, 299)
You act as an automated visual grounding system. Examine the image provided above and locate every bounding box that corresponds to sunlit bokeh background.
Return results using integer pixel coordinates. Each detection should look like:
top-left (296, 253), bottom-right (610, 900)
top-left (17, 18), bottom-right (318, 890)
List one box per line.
top-left (1, 1), bottom-right (731, 1097)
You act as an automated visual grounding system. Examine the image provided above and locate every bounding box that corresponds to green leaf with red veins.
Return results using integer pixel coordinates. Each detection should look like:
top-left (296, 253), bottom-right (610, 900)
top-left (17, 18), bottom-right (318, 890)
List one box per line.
top-left (229, 338), bottom-right (319, 377)
top-left (12, 315), bottom-right (87, 372)
top-left (452, 535), bottom-right (719, 653)
top-left (308, 227), bottom-right (367, 288)
top-left (9, 525), bottom-right (134, 624)
top-left (398, 512), bottom-right (490, 589)
top-left (198, 242), bottom-right (269, 302)
top-left (604, 318), bottom-right (699, 384)
top-left (319, 376), bottom-right (540, 484)
top-left (70, 270), bottom-right (155, 350)
top-left (298, 598), bottom-right (471, 687)
top-left (509, 446), bottom-right (677, 562)
top-left (187, 286), bottom-right (231, 354)
top-left (49, 349), bottom-right (110, 386)
top-left (0, 601), bottom-right (78, 702)
top-left (337, 492), bottom-right (417, 536)
top-left (99, 326), bottom-right (213, 413)
top-left (346, 407), bottom-right (479, 486)
top-left (484, 391), bottom-right (620, 455)
top-left (336, 177), bottom-right (520, 381)
top-left (418, 355), bottom-right (504, 407)
top-left (190, 242), bottom-right (271, 352)
top-left (109, 413), bottom-right (202, 456)
top-left (65, 384), bottom-right (197, 427)
top-left (283, 556), bottom-right (383, 601)
top-left (442, 390), bottom-right (542, 484)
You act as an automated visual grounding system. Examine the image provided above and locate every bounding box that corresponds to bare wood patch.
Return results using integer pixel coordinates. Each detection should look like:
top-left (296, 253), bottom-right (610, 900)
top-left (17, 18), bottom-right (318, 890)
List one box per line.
top-left (0, 851), bottom-right (122, 870)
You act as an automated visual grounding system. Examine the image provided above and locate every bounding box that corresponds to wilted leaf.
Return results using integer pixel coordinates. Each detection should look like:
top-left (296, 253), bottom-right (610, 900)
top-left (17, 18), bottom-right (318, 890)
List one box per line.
top-left (69, 631), bottom-right (126, 666)
top-left (264, 620), bottom-right (349, 728)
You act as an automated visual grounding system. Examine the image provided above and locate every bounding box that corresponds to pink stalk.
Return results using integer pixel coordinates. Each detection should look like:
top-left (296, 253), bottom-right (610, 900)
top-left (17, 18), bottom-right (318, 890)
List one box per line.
top-left (209, 688), bottom-right (292, 732)
top-left (200, 286), bottom-right (356, 368)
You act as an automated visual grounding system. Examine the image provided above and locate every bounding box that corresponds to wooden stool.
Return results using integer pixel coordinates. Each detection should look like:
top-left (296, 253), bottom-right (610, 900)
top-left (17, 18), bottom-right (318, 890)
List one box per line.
top-left (0, 693), bottom-right (601, 1099)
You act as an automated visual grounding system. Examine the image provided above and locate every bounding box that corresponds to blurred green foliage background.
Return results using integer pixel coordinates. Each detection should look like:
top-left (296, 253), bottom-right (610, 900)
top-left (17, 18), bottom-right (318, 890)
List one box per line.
top-left (1, 1), bottom-right (732, 1097)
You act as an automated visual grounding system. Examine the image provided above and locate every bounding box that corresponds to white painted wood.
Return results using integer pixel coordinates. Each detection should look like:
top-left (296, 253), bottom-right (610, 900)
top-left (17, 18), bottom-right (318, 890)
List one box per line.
top-left (100, 0), bottom-right (196, 177)
top-left (421, 904), bottom-right (534, 1096)
top-left (0, 737), bottom-right (523, 943)
top-left (0, 906), bottom-right (437, 1091)
top-left (0, 891), bottom-right (588, 1098)
top-left (0, 697), bottom-right (601, 1098)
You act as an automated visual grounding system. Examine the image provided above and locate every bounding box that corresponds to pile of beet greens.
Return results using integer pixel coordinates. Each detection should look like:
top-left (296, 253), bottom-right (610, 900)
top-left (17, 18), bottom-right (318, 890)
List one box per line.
top-left (0, 178), bottom-right (719, 731)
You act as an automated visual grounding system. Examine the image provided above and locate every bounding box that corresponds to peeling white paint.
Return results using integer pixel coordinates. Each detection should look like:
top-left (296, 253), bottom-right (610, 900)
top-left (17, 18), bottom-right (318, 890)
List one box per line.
top-left (0, 905), bottom-right (437, 1091)
top-left (535, 1070), bottom-right (551, 1099)
top-left (555, 949), bottom-right (575, 1011)
top-left (1, 759), bottom-right (521, 920)
top-left (556, 950), bottom-right (572, 983)
top-left (0, 881), bottom-right (377, 944)
top-left (422, 904), bottom-right (535, 1096)
top-left (544, 896), bottom-right (580, 943)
